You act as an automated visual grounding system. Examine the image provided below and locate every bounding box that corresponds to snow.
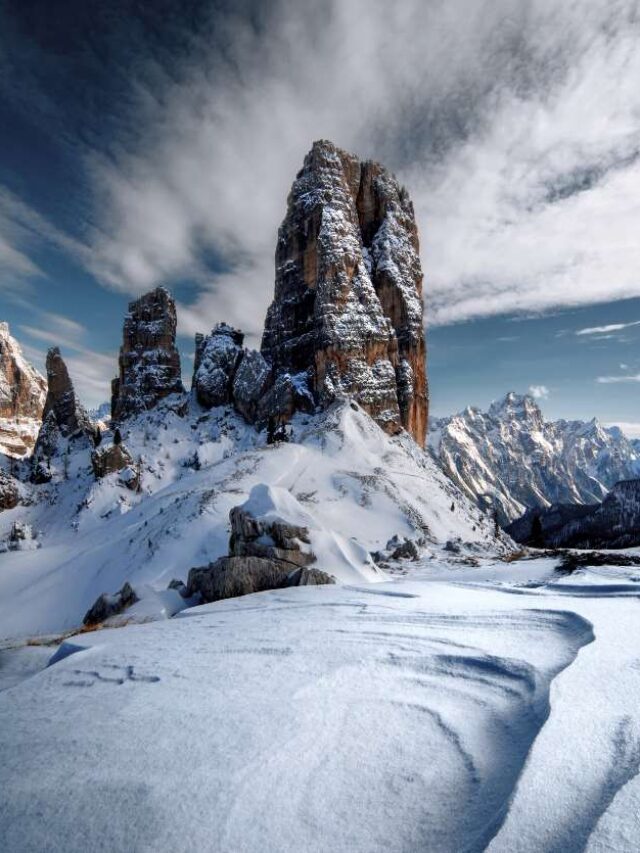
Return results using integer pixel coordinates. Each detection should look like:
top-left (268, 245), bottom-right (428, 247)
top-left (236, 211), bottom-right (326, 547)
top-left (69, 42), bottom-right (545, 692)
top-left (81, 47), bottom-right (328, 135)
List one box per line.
top-left (2, 553), bottom-right (640, 851)
top-left (0, 401), bottom-right (500, 641)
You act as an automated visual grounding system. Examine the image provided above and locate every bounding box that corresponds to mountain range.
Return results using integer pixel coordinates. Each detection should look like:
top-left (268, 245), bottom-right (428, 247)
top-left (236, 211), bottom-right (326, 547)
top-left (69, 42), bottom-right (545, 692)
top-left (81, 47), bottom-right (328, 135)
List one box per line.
top-left (429, 391), bottom-right (640, 524)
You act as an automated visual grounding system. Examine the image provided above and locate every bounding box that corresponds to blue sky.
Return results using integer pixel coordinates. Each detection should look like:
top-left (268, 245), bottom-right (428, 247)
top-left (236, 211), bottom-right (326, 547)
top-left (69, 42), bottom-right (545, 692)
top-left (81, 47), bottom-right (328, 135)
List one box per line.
top-left (1, 0), bottom-right (639, 435)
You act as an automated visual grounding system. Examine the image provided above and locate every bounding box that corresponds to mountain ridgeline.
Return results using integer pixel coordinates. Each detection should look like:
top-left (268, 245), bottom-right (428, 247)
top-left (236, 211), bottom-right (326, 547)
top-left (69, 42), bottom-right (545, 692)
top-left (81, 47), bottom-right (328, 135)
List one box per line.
top-left (429, 392), bottom-right (640, 525)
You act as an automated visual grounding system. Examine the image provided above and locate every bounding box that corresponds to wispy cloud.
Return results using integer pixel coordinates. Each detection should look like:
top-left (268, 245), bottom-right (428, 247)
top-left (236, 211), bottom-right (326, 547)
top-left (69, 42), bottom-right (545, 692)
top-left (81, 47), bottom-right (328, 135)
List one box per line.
top-left (596, 373), bottom-right (640, 384)
top-left (19, 313), bottom-right (115, 406)
top-left (529, 385), bottom-right (550, 400)
top-left (3, 0), bottom-right (640, 335)
top-left (576, 320), bottom-right (640, 336)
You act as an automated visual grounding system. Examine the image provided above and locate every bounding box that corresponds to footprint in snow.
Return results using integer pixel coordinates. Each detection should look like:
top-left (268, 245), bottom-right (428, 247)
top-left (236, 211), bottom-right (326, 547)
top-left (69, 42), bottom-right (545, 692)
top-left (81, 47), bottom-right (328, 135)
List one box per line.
top-left (63, 663), bottom-right (160, 687)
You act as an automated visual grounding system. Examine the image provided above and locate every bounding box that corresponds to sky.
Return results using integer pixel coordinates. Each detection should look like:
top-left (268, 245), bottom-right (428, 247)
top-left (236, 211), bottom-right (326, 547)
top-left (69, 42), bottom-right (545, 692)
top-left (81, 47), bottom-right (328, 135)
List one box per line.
top-left (0, 0), bottom-right (639, 434)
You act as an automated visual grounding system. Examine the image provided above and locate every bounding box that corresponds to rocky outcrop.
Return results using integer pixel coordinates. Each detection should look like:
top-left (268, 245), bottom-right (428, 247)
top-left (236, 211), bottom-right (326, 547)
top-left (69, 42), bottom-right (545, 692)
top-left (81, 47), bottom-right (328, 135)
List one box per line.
top-left (186, 484), bottom-right (335, 604)
top-left (192, 324), bottom-right (244, 408)
top-left (187, 556), bottom-right (333, 603)
top-left (33, 348), bottom-right (93, 461)
top-left (229, 503), bottom-right (315, 567)
top-left (83, 582), bottom-right (139, 626)
top-left (260, 140), bottom-right (427, 444)
top-left (91, 443), bottom-right (138, 489)
top-left (0, 322), bottom-right (47, 457)
top-left (111, 287), bottom-right (184, 421)
top-left (0, 471), bottom-right (19, 510)
top-left (41, 348), bottom-right (93, 438)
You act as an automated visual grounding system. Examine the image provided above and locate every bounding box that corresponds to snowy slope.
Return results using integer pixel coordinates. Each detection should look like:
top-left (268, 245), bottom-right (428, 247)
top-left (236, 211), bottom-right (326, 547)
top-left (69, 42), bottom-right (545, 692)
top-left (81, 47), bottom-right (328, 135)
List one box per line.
top-left (2, 554), bottom-right (640, 851)
top-left (430, 392), bottom-right (640, 523)
top-left (0, 400), bottom-right (501, 640)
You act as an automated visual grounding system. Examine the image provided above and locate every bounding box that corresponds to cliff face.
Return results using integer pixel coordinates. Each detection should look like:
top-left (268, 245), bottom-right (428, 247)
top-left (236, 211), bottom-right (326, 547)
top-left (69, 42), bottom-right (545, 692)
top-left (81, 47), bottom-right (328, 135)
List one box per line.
top-left (111, 287), bottom-right (184, 421)
top-left (0, 322), bottom-right (47, 457)
top-left (261, 140), bottom-right (427, 445)
top-left (35, 347), bottom-right (93, 458)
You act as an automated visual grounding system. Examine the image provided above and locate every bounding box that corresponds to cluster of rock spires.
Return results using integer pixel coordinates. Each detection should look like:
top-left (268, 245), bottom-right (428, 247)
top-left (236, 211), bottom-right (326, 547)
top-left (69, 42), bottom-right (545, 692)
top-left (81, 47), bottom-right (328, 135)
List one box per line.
top-left (113, 141), bottom-right (428, 444)
top-left (0, 140), bottom-right (429, 514)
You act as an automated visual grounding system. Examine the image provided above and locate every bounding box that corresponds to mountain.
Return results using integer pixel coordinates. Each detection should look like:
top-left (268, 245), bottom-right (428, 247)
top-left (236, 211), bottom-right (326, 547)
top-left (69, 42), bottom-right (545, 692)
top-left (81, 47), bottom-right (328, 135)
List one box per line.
top-left (0, 141), bottom-right (505, 641)
top-left (507, 479), bottom-right (640, 549)
top-left (429, 392), bottom-right (640, 524)
top-left (0, 322), bottom-right (46, 458)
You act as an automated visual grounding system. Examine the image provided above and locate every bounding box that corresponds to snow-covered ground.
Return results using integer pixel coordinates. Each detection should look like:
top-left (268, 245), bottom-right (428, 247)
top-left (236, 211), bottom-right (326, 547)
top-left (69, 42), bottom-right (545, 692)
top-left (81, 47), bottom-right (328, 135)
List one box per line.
top-left (0, 401), bottom-right (500, 640)
top-left (2, 554), bottom-right (640, 851)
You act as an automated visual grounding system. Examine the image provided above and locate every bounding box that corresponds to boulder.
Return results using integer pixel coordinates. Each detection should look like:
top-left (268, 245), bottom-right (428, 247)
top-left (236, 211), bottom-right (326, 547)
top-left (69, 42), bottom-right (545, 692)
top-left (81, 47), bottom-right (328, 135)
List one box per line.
top-left (229, 496), bottom-right (315, 568)
top-left (0, 471), bottom-right (19, 510)
top-left (83, 582), bottom-right (139, 626)
top-left (111, 287), bottom-right (185, 421)
top-left (91, 443), bottom-right (137, 489)
top-left (187, 556), bottom-right (334, 604)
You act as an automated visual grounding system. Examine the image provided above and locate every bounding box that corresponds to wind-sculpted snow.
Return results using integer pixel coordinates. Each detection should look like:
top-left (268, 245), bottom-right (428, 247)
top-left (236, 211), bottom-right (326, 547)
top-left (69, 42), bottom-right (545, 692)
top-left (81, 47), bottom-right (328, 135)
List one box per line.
top-left (0, 579), bottom-right (593, 853)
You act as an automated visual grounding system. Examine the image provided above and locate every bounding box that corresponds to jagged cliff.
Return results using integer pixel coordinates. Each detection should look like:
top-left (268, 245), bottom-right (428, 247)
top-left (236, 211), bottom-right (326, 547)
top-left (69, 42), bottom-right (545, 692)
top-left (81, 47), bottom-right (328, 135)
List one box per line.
top-left (430, 392), bottom-right (640, 523)
top-left (34, 347), bottom-right (94, 460)
top-left (261, 140), bottom-right (427, 445)
top-left (112, 287), bottom-right (184, 421)
top-left (0, 322), bottom-right (46, 457)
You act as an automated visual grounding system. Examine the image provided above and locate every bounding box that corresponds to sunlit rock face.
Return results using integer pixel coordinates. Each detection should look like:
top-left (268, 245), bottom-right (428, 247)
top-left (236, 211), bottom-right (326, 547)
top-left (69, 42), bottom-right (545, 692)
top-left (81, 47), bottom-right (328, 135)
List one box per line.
top-left (111, 287), bottom-right (184, 421)
top-left (261, 140), bottom-right (428, 445)
top-left (0, 322), bottom-right (46, 457)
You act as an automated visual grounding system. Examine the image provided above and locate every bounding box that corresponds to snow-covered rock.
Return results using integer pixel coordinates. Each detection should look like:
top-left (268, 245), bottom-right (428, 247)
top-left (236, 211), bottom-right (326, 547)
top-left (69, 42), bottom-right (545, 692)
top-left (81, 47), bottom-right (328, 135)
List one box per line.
top-left (111, 287), bottom-right (185, 421)
top-left (35, 348), bottom-right (93, 457)
top-left (0, 322), bottom-right (46, 458)
top-left (192, 323), bottom-right (245, 408)
top-left (0, 470), bottom-right (19, 510)
top-left (430, 391), bottom-right (640, 523)
top-left (261, 140), bottom-right (427, 445)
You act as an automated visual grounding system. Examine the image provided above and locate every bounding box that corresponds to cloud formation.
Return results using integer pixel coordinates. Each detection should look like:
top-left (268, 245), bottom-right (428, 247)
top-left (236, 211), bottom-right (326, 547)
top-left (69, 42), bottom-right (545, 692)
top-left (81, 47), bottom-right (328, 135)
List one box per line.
top-left (4, 0), bottom-right (640, 341)
top-left (528, 385), bottom-right (550, 400)
top-left (576, 320), bottom-right (640, 336)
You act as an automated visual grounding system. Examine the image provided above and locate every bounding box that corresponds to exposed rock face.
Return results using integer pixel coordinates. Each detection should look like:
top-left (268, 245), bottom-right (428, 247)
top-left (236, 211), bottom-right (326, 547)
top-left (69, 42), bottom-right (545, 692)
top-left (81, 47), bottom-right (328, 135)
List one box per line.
top-left (186, 484), bottom-right (335, 603)
top-left (91, 443), bottom-right (137, 488)
top-left (0, 322), bottom-right (47, 457)
top-left (112, 287), bottom-right (184, 421)
top-left (0, 471), bottom-right (19, 510)
top-left (192, 324), bottom-right (244, 409)
top-left (430, 392), bottom-right (640, 524)
top-left (83, 582), bottom-right (139, 626)
top-left (41, 347), bottom-right (93, 440)
top-left (261, 140), bottom-right (427, 444)
top-left (187, 556), bottom-right (334, 604)
top-left (229, 504), bottom-right (315, 567)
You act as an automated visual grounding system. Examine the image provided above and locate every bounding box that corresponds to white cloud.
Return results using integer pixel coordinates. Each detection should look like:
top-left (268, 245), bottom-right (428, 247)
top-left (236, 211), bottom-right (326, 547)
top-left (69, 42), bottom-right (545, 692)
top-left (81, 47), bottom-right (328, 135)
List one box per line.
top-left (3, 0), bottom-right (640, 336)
top-left (528, 385), bottom-right (550, 399)
top-left (576, 320), bottom-right (640, 336)
top-left (606, 422), bottom-right (640, 440)
top-left (68, 0), bottom-right (640, 334)
top-left (596, 373), bottom-right (640, 384)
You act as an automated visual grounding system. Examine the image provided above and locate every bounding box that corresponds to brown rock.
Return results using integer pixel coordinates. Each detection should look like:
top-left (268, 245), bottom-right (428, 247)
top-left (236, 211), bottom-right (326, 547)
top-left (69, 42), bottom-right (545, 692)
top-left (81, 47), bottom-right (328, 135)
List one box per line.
top-left (0, 322), bottom-right (47, 457)
top-left (261, 140), bottom-right (428, 445)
